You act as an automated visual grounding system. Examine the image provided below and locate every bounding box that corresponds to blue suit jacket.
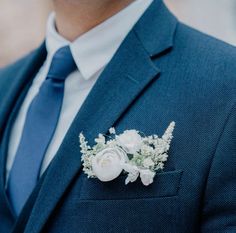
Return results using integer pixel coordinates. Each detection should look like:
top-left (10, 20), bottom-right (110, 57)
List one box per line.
top-left (0, 0), bottom-right (236, 232)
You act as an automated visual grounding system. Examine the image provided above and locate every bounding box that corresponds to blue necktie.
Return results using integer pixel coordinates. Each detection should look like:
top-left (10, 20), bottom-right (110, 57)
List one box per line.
top-left (7, 46), bottom-right (77, 216)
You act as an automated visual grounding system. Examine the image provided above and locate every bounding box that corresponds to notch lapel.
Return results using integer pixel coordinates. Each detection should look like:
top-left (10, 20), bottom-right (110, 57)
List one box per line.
top-left (0, 43), bottom-right (47, 140)
top-left (24, 1), bottom-right (178, 232)
top-left (0, 43), bottom-right (47, 225)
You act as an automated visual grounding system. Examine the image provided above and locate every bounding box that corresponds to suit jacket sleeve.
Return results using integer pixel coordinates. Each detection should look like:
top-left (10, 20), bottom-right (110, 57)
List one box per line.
top-left (201, 102), bottom-right (236, 232)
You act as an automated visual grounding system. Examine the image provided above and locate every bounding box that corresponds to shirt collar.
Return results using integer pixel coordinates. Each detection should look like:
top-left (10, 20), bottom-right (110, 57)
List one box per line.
top-left (46, 0), bottom-right (153, 80)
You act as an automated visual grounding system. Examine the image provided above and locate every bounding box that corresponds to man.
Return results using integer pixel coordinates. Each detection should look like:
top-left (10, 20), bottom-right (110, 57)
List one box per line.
top-left (0, 0), bottom-right (236, 232)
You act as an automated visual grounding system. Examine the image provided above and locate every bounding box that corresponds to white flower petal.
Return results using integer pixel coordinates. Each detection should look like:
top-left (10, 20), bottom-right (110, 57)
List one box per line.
top-left (140, 169), bottom-right (155, 186)
top-left (109, 127), bottom-right (116, 134)
top-left (125, 172), bottom-right (139, 185)
top-left (122, 163), bottom-right (140, 185)
top-left (116, 130), bottom-right (142, 154)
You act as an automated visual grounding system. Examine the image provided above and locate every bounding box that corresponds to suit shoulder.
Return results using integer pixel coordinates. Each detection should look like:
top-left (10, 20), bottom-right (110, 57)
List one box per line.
top-left (176, 22), bottom-right (236, 56)
top-left (0, 52), bottom-right (34, 79)
top-left (0, 48), bottom-right (43, 95)
top-left (174, 23), bottom-right (236, 83)
top-left (159, 23), bottom-right (236, 105)
top-left (176, 23), bottom-right (236, 64)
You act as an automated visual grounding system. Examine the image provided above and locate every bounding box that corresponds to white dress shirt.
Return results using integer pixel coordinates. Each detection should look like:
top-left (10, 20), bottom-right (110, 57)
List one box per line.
top-left (6, 0), bottom-right (153, 182)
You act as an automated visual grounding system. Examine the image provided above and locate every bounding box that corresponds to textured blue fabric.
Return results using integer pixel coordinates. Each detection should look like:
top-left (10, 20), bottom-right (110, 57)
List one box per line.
top-left (6, 46), bottom-right (76, 216)
top-left (0, 43), bottom-right (47, 233)
top-left (0, 0), bottom-right (236, 232)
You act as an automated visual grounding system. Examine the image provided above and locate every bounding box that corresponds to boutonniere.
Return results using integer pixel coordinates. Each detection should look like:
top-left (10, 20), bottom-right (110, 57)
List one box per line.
top-left (79, 122), bottom-right (175, 186)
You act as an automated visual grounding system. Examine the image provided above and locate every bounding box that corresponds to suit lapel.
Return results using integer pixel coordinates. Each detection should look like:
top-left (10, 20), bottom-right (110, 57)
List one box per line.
top-left (0, 85), bottom-right (33, 222)
top-left (0, 42), bottom-right (47, 182)
top-left (24, 1), bottom-right (178, 232)
top-left (0, 43), bottom-right (47, 140)
top-left (0, 43), bottom-right (47, 222)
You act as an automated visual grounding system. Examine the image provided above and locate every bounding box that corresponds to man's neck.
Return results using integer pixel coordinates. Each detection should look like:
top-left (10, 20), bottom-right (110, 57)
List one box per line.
top-left (53, 0), bottom-right (135, 42)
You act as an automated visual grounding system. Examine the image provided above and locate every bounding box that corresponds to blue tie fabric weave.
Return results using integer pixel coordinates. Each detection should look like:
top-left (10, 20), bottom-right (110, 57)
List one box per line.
top-left (7, 46), bottom-right (77, 216)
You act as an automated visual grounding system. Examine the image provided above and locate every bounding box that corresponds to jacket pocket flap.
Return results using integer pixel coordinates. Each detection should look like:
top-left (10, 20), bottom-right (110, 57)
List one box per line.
top-left (80, 170), bottom-right (183, 200)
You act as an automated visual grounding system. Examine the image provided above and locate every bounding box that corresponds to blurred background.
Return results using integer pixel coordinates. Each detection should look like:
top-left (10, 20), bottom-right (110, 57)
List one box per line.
top-left (0, 0), bottom-right (236, 67)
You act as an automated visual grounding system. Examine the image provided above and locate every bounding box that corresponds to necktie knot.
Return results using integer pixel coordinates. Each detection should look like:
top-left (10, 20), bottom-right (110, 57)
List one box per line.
top-left (47, 46), bottom-right (77, 81)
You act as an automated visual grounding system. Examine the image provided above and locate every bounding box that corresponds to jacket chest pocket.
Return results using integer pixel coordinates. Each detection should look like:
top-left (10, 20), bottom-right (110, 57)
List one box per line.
top-left (80, 170), bottom-right (183, 200)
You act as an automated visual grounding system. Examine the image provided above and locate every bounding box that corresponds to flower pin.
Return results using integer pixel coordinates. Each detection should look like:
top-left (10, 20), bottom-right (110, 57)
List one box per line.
top-left (79, 122), bottom-right (175, 186)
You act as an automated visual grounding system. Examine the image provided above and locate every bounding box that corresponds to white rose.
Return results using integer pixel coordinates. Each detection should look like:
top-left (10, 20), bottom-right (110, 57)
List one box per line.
top-left (92, 147), bottom-right (127, 182)
top-left (140, 169), bottom-right (155, 186)
top-left (116, 130), bottom-right (142, 154)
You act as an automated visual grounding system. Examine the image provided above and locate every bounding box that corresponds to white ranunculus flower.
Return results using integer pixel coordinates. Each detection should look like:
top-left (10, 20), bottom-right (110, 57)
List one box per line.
top-left (92, 147), bottom-right (128, 182)
top-left (116, 130), bottom-right (142, 154)
top-left (140, 169), bottom-right (155, 186)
